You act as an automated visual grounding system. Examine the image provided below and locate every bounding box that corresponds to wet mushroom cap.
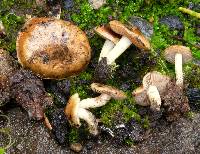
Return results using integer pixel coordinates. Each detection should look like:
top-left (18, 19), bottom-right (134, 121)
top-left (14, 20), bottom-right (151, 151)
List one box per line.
top-left (64, 93), bottom-right (81, 127)
top-left (94, 25), bottom-right (120, 44)
top-left (109, 20), bottom-right (151, 50)
top-left (91, 83), bottom-right (127, 100)
top-left (164, 45), bottom-right (192, 64)
top-left (17, 17), bottom-right (91, 79)
top-left (142, 71), bottom-right (171, 94)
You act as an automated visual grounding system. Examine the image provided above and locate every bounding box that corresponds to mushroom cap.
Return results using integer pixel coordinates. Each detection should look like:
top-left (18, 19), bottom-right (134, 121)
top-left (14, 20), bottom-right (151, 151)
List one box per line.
top-left (164, 45), bottom-right (192, 64)
top-left (132, 86), bottom-right (150, 106)
top-left (16, 17), bottom-right (91, 79)
top-left (91, 83), bottom-right (127, 100)
top-left (94, 25), bottom-right (120, 44)
top-left (64, 93), bottom-right (81, 127)
top-left (143, 71), bottom-right (171, 95)
top-left (109, 20), bottom-right (151, 50)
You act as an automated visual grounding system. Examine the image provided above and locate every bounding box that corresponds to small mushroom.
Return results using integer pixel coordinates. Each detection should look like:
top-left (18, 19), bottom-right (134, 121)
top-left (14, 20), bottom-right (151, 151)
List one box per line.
top-left (133, 71), bottom-right (171, 111)
top-left (65, 83), bottom-right (127, 135)
top-left (17, 17), bottom-right (91, 79)
top-left (79, 83), bottom-right (127, 109)
top-left (94, 25), bottom-right (120, 61)
top-left (164, 45), bottom-right (192, 87)
top-left (105, 20), bottom-right (151, 65)
top-left (64, 93), bottom-right (98, 135)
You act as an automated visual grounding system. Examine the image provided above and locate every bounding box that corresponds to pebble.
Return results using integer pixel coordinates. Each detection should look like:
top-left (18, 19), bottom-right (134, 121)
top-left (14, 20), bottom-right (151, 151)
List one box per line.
top-left (128, 16), bottom-right (154, 39)
top-left (159, 15), bottom-right (184, 30)
top-left (88, 0), bottom-right (106, 9)
top-left (70, 143), bottom-right (83, 153)
top-left (63, 0), bottom-right (74, 9)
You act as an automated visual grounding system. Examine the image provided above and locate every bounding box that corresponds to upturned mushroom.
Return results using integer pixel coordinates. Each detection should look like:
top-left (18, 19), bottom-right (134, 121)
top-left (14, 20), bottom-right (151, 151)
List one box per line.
top-left (17, 17), bottom-right (91, 79)
top-left (164, 45), bottom-right (192, 87)
top-left (133, 71), bottom-right (171, 111)
top-left (65, 83), bottom-right (127, 135)
top-left (94, 25), bottom-right (120, 61)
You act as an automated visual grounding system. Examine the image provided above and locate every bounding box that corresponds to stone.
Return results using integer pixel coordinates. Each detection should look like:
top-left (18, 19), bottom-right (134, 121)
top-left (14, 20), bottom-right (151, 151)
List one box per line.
top-left (88, 0), bottom-right (106, 9)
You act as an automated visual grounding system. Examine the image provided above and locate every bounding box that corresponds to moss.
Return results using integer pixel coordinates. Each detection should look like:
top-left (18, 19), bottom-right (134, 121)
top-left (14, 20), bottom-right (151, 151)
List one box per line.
top-left (69, 128), bottom-right (79, 143)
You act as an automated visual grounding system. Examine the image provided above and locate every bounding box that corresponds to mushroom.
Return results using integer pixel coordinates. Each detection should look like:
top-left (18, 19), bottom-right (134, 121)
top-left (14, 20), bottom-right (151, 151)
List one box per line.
top-left (64, 93), bottom-right (98, 135)
top-left (94, 25), bottom-right (120, 61)
top-left (133, 71), bottom-right (171, 111)
top-left (79, 83), bottom-right (127, 108)
top-left (105, 20), bottom-right (151, 65)
top-left (16, 17), bottom-right (91, 79)
top-left (65, 83), bottom-right (127, 135)
top-left (164, 45), bottom-right (192, 87)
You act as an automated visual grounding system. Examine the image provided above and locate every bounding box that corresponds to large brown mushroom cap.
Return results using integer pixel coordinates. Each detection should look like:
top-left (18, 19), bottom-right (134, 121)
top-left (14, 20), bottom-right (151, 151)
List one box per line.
top-left (109, 20), bottom-right (151, 50)
top-left (142, 71), bottom-right (171, 95)
top-left (64, 93), bottom-right (81, 127)
top-left (94, 25), bottom-right (120, 44)
top-left (91, 83), bottom-right (127, 100)
top-left (17, 18), bottom-right (91, 79)
top-left (164, 45), bottom-right (192, 64)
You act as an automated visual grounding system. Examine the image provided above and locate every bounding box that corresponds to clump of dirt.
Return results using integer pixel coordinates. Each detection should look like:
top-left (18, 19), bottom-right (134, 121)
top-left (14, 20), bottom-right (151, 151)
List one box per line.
top-left (49, 108), bottom-right (71, 145)
top-left (9, 69), bottom-right (53, 120)
top-left (93, 57), bottom-right (112, 83)
top-left (162, 81), bottom-right (190, 122)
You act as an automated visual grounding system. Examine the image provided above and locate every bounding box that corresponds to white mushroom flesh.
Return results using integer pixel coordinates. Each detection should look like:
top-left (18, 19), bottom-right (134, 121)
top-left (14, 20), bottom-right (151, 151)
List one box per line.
top-left (106, 36), bottom-right (132, 64)
top-left (77, 108), bottom-right (98, 135)
top-left (175, 53), bottom-right (183, 87)
top-left (79, 94), bottom-right (111, 109)
top-left (99, 40), bottom-right (115, 61)
top-left (147, 85), bottom-right (161, 111)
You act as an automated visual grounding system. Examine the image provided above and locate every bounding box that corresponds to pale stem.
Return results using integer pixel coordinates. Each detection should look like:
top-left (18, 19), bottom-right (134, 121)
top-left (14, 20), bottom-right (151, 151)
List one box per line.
top-left (78, 108), bottom-right (98, 135)
top-left (175, 53), bottom-right (183, 87)
top-left (79, 94), bottom-right (111, 109)
top-left (106, 36), bottom-right (132, 65)
top-left (99, 40), bottom-right (115, 61)
top-left (147, 85), bottom-right (161, 111)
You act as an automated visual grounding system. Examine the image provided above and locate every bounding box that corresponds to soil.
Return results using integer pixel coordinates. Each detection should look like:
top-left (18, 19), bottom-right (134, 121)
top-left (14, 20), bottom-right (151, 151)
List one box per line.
top-left (2, 107), bottom-right (200, 153)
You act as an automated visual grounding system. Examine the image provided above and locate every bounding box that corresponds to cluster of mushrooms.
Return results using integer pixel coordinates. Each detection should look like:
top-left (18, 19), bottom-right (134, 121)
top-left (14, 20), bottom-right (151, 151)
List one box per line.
top-left (0, 15), bottom-right (192, 138)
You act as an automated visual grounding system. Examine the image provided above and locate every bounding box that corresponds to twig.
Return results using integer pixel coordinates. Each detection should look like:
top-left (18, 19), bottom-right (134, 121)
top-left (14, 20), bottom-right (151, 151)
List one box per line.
top-left (179, 7), bottom-right (200, 19)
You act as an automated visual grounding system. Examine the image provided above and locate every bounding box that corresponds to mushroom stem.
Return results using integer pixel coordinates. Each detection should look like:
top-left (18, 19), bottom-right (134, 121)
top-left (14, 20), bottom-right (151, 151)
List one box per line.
top-left (99, 40), bottom-right (115, 62)
top-left (79, 94), bottom-right (111, 109)
top-left (175, 53), bottom-right (183, 87)
top-left (147, 85), bottom-right (161, 111)
top-left (78, 108), bottom-right (98, 135)
top-left (106, 36), bottom-right (132, 64)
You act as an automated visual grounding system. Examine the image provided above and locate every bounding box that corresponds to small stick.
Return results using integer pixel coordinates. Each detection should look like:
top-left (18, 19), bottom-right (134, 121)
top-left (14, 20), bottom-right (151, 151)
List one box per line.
top-left (179, 7), bottom-right (200, 19)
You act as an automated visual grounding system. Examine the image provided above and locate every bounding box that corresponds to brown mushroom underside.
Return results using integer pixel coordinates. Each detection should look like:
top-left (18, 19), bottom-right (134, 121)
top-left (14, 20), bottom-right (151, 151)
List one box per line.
top-left (17, 18), bottom-right (91, 79)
